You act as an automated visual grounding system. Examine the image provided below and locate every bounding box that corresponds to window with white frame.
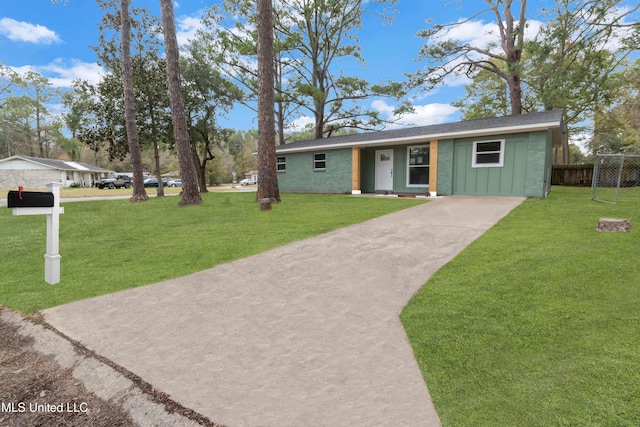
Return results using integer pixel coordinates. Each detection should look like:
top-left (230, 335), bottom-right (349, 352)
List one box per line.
top-left (407, 145), bottom-right (430, 186)
top-left (472, 140), bottom-right (505, 167)
top-left (277, 156), bottom-right (286, 172)
top-left (313, 153), bottom-right (326, 171)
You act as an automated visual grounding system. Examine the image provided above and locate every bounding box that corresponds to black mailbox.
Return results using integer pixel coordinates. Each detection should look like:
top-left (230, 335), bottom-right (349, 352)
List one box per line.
top-left (8, 191), bottom-right (54, 208)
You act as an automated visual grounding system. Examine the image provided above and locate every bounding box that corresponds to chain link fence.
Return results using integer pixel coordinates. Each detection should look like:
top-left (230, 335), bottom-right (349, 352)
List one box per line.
top-left (591, 154), bottom-right (640, 204)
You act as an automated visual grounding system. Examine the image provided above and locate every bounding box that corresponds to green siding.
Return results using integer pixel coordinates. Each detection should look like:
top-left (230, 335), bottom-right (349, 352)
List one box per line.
top-left (437, 139), bottom-right (454, 196)
top-left (361, 145), bottom-right (430, 194)
top-left (361, 148), bottom-right (376, 192)
top-left (278, 130), bottom-right (552, 197)
top-left (524, 131), bottom-right (550, 197)
top-left (451, 134), bottom-right (531, 197)
top-left (545, 130), bottom-right (554, 195)
top-left (277, 149), bottom-right (352, 193)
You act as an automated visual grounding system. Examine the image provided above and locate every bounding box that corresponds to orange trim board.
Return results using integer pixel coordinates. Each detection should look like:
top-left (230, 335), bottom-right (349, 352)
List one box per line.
top-left (429, 140), bottom-right (438, 195)
top-left (351, 147), bottom-right (361, 193)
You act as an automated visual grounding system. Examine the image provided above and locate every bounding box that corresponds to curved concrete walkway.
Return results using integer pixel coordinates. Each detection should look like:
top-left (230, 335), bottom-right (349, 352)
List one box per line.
top-left (42, 196), bottom-right (524, 427)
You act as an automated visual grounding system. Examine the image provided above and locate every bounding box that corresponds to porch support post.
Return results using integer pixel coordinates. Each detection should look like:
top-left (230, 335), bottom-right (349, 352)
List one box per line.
top-left (429, 140), bottom-right (438, 196)
top-left (351, 147), bottom-right (361, 194)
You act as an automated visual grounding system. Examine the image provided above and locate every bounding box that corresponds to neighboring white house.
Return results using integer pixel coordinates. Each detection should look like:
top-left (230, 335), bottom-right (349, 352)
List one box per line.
top-left (244, 170), bottom-right (258, 183)
top-left (0, 156), bottom-right (112, 189)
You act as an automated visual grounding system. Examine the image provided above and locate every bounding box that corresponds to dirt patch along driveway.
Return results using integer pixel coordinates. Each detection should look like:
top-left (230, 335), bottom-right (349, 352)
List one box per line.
top-left (0, 307), bottom-right (217, 427)
top-left (0, 308), bottom-right (135, 427)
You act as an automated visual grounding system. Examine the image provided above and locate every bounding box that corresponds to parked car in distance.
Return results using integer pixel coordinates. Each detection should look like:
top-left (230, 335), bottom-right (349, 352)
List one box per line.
top-left (143, 177), bottom-right (169, 188)
top-left (168, 179), bottom-right (182, 187)
top-left (96, 173), bottom-right (132, 189)
top-left (118, 172), bottom-right (150, 181)
top-left (239, 178), bottom-right (256, 186)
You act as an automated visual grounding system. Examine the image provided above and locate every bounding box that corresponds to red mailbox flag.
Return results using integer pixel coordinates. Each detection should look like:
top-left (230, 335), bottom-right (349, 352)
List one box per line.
top-left (18, 186), bottom-right (23, 200)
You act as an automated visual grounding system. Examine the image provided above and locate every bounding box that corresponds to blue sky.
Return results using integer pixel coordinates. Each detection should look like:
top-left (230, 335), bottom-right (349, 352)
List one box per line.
top-left (0, 0), bottom-right (636, 133)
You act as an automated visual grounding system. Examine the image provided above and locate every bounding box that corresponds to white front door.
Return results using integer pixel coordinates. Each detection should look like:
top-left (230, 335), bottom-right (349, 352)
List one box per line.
top-left (375, 149), bottom-right (394, 191)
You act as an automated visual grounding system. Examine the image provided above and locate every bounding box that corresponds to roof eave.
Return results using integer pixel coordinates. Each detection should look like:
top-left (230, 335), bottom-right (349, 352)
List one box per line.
top-left (0, 156), bottom-right (112, 172)
top-left (276, 120), bottom-right (562, 154)
top-left (7, 156), bottom-right (60, 169)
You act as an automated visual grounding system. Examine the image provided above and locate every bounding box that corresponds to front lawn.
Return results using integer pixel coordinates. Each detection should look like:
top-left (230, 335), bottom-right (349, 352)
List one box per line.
top-left (402, 186), bottom-right (640, 426)
top-left (1, 192), bottom-right (423, 312)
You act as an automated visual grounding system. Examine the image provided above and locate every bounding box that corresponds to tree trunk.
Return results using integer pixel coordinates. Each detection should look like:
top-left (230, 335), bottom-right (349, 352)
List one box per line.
top-left (159, 0), bottom-right (202, 206)
top-left (508, 74), bottom-right (523, 115)
top-left (192, 147), bottom-right (208, 192)
top-left (256, 0), bottom-right (281, 203)
top-left (276, 99), bottom-right (286, 145)
top-left (191, 125), bottom-right (212, 193)
top-left (275, 61), bottom-right (286, 145)
top-left (312, 59), bottom-right (325, 139)
top-left (314, 108), bottom-right (324, 139)
top-left (562, 110), bottom-right (570, 165)
top-left (562, 130), bottom-right (570, 165)
top-left (491, 0), bottom-right (525, 116)
top-left (147, 92), bottom-right (164, 197)
top-left (121, 0), bottom-right (149, 202)
top-left (37, 105), bottom-right (43, 157)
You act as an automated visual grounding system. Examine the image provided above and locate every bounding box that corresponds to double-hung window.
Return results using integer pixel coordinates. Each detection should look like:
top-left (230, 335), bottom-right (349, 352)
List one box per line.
top-left (472, 140), bottom-right (505, 167)
top-left (314, 153), bottom-right (326, 171)
top-left (277, 156), bottom-right (286, 172)
top-left (407, 145), bottom-right (430, 186)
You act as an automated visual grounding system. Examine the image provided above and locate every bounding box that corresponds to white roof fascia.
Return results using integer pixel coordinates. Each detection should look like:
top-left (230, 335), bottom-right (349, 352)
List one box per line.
top-left (276, 121), bottom-right (561, 154)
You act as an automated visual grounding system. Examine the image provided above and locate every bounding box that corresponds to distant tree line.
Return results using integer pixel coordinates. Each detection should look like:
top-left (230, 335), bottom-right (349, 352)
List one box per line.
top-left (0, 64), bottom-right (74, 160)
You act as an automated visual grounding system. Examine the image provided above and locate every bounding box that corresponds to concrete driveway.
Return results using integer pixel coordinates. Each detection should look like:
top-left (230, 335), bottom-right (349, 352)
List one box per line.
top-left (42, 196), bottom-right (524, 427)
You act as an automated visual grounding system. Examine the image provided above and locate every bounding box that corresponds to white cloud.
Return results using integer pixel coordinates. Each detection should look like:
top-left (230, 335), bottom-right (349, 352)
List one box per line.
top-left (425, 18), bottom-right (544, 88)
top-left (570, 132), bottom-right (591, 154)
top-left (443, 72), bottom-right (473, 88)
top-left (372, 100), bottom-right (459, 128)
top-left (0, 17), bottom-right (61, 44)
top-left (10, 59), bottom-right (104, 88)
top-left (288, 115), bottom-right (315, 132)
top-left (176, 16), bottom-right (204, 46)
top-left (588, 5), bottom-right (638, 51)
top-left (437, 19), bottom-right (501, 52)
top-left (47, 102), bottom-right (68, 117)
top-left (525, 19), bottom-right (545, 40)
top-left (433, 18), bottom-right (544, 55)
top-left (286, 101), bottom-right (460, 133)
top-left (44, 60), bottom-right (105, 88)
top-left (371, 99), bottom-right (395, 117)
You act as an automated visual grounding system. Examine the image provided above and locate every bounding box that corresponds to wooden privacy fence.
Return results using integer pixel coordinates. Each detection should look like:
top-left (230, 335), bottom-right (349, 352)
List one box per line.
top-left (552, 164), bottom-right (594, 186)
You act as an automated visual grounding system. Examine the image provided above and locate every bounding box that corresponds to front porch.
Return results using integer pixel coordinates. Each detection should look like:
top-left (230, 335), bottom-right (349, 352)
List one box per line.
top-left (350, 141), bottom-right (439, 197)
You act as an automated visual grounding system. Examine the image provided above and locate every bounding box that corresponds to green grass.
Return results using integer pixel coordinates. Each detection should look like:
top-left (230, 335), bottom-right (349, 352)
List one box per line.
top-left (402, 186), bottom-right (640, 426)
top-left (1, 192), bottom-right (424, 312)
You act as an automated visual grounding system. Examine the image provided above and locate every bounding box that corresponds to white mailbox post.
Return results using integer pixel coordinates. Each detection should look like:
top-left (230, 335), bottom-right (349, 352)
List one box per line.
top-left (10, 182), bottom-right (65, 284)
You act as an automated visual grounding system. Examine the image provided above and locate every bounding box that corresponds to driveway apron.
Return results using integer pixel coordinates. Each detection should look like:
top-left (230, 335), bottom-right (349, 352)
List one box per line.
top-left (42, 196), bottom-right (524, 427)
